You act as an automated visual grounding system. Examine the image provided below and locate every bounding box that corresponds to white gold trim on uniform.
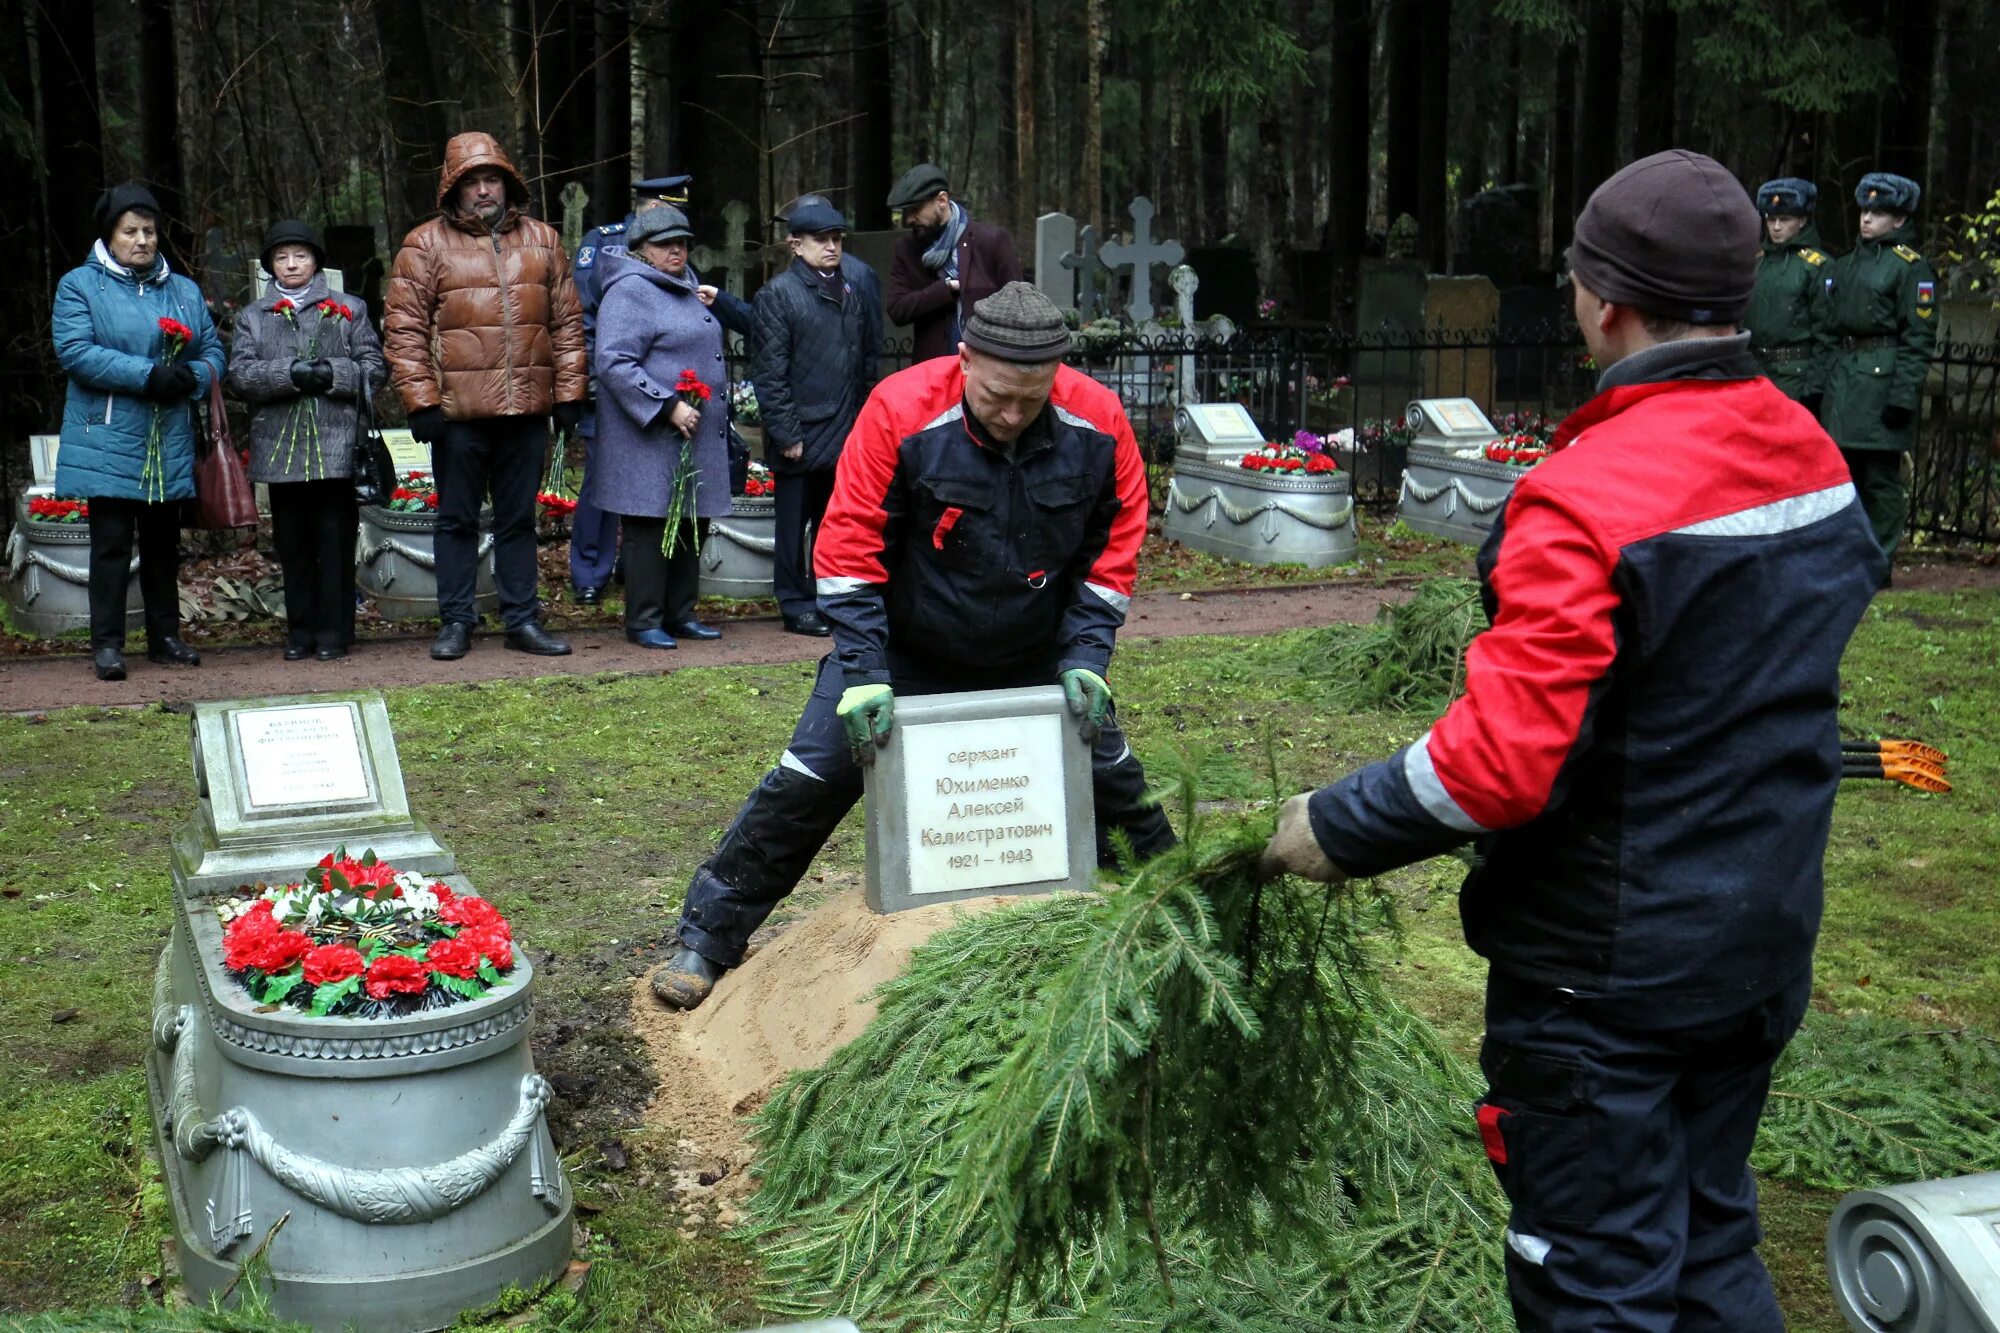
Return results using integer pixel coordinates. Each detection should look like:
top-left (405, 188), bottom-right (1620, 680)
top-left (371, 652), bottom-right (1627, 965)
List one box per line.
top-left (1672, 483), bottom-right (1857, 538)
top-left (1404, 731), bottom-right (1486, 833)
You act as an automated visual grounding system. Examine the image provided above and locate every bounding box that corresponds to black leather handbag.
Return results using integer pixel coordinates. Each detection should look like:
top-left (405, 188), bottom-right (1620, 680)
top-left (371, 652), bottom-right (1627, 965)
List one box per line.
top-left (351, 383), bottom-right (397, 508)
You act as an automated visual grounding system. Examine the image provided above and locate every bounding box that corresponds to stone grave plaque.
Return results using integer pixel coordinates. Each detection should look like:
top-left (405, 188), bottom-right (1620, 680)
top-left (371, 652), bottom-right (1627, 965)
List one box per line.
top-left (1406, 397), bottom-right (1496, 446)
top-left (863, 686), bottom-right (1095, 913)
top-left (174, 691), bottom-right (451, 895)
top-left (1173, 401), bottom-right (1264, 463)
top-left (380, 428), bottom-right (430, 475)
top-left (30, 434), bottom-right (60, 487)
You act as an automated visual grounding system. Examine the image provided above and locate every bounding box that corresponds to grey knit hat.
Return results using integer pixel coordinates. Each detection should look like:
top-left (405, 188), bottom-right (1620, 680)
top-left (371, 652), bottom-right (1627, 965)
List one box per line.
top-left (1568, 149), bottom-right (1760, 325)
top-left (628, 204), bottom-right (694, 246)
top-left (962, 282), bottom-right (1071, 364)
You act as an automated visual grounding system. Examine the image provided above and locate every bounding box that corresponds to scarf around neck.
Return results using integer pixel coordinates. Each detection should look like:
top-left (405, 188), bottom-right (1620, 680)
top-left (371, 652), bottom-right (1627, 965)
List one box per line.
top-left (92, 238), bottom-right (170, 285)
top-left (921, 201), bottom-right (969, 280)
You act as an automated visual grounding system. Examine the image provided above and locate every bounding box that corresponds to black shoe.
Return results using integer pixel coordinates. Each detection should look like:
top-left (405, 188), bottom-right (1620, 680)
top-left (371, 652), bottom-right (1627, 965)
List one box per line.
top-left (93, 647), bottom-right (126, 682)
top-left (784, 610), bottom-right (831, 637)
top-left (573, 583), bottom-right (602, 607)
top-left (505, 622), bottom-right (572, 656)
top-left (650, 946), bottom-right (728, 1010)
top-left (431, 622), bottom-right (472, 660)
top-left (670, 618), bottom-right (722, 641)
top-left (146, 637), bottom-right (201, 667)
top-left (625, 627), bottom-right (678, 649)
top-left (283, 644), bottom-right (311, 661)
top-left (316, 646), bottom-right (348, 662)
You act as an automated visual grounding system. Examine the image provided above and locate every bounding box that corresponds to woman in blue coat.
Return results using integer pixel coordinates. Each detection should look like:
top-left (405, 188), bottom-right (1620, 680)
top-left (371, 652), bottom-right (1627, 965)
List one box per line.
top-left (52, 184), bottom-right (226, 681)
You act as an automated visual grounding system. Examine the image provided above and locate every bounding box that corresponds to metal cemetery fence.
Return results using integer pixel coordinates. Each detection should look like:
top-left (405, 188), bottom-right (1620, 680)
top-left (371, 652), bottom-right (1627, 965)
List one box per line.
top-left (1911, 340), bottom-right (2000, 546)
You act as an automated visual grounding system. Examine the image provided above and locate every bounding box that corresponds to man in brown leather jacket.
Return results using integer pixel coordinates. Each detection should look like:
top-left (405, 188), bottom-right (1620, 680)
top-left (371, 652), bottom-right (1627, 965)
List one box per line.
top-left (384, 132), bottom-right (586, 659)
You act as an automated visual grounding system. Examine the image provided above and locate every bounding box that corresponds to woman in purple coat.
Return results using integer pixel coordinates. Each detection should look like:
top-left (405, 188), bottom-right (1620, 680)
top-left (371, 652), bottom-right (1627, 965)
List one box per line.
top-left (586, 206), bottom-right (730, 648)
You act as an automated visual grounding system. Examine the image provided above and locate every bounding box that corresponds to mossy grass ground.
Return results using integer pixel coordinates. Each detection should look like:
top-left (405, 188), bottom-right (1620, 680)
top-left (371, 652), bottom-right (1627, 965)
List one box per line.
top-left (0, 582), bottom-right (1992, 1330)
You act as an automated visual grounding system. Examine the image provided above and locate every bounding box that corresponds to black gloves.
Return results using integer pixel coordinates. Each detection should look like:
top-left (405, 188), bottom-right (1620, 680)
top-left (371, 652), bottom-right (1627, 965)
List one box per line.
top-left (1800, 393), bottom-right (1823, 418)
top-left (406, 406), bottom-right (446, 444)
top-left (290, 359), bottom-right (335, 394)
top-left (144, 363), bottom-right (198, 400)
top-left (1881, 404), bottom-right (1914, 431)
top-left (552, 400), bottom-right (583, 432)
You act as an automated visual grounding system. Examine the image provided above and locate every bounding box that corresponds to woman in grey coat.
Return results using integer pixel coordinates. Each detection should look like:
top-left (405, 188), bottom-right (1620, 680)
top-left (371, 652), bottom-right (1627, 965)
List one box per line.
top-left (226, 220), bottom-right (386, 660)
top-left (587, 205), bottom-right (729, 648)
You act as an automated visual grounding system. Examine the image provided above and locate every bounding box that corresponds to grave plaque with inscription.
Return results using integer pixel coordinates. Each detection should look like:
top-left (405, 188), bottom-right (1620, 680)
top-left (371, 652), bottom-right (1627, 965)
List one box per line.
top-left (863, 686), bottom-right (1096, 913)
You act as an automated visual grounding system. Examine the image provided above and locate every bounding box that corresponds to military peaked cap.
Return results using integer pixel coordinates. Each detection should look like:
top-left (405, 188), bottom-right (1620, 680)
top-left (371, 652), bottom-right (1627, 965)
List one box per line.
top-left (633, 175), bottom-right (693, 205)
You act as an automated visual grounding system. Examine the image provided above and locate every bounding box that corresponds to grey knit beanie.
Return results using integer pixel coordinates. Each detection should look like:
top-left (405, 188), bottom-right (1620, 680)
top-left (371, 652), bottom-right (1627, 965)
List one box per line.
top-left (962, 282), bottom-right (1071, 364)
top-left (1568, 149), bottom-right (1760, 325)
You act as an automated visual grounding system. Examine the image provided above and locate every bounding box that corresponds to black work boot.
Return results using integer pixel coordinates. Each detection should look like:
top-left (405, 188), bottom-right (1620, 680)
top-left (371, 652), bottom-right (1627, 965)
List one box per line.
top-left (650, 946), bottom-right (728, 1010)
top-left (92, 647), bottom-right (126, 682)
top-left (431, 622), bottom-right (472, 660)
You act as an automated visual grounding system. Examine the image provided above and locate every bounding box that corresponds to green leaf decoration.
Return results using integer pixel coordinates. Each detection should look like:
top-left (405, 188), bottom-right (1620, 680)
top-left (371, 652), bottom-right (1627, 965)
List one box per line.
top-left (257, 970), bottom-right (305, 1005)
top-left (432, 972), bottom-right (485, 1001)
top-left (360, 937), bottom-right (389, 962)
top-left (307, 975), bottom-right (361, 1017)
top-left (326, 866), bottom-right (351, 894)
top-left (359, 848), bottom-right (378, 868)
top-left (478, 962), bottom-right (503, 985)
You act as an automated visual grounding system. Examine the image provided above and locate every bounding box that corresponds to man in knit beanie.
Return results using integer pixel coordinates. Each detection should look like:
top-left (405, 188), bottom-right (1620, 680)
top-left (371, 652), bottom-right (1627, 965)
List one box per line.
top-left (651, 281), bottom-right (1175, 1010)
top-left (1261, 150), bottom-right (1882, 1332)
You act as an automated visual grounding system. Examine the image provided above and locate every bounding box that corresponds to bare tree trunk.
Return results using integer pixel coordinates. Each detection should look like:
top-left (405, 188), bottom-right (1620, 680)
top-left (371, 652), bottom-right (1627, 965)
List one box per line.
top-left (592, 0), bottom-right (633, 222)
top-left (1549, 40), bottom-right (1578, 261)
top-left (1633, 0), bottom-right (1677, 159)
top-left (38, 0), bottom-right (102, 259)
top-left (136, 0), bottom-right (190, 269)
top-left (850, 0), bottom-right (893, 228)
top-left (1198, 107), bottom-right (1228, 244)
top-left (1012, 0), bottom-right (1037, 241)
top-left (669, 0), bottom-right (761, 243)
top-left (1084, 0), bottom-right (1105, 224)
top-left (1882, 0), bottom-right (1937, 182)
top-left (1574, 0), bottom-right (1622, 199)
top-left (1385, 0), bottom-right (1421, 225)
top-left (376, 0), bottom-right (447, 234)
top-left (1325, 0), bottom-right (1370, 319)
top-left (1501, 26), bottom-right (1522, 183)
top-left (1417, 0), bottom-right (1449, 269)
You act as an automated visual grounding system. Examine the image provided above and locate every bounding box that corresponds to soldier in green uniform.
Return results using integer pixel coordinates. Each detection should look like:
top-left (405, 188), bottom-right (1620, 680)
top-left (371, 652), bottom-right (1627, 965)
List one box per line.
top-left (1745, 177), bottom-right (1834, 405)
top-left (1821, 171), bottom-right (1938, 562)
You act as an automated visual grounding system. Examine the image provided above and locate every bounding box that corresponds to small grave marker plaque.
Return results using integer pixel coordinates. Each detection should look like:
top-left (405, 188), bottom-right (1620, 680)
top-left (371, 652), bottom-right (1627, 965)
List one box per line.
top-left (379, 428), bottom-right (431, 476)
top-left (234, 703), bottom-right (373, 810)
top-left (864, 686), bottom-right (1095, 913)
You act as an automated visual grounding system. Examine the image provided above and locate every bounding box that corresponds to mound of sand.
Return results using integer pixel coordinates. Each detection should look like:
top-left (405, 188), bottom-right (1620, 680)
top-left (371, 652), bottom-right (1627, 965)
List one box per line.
top-left (629, 887), bottom-right (1015, 1207)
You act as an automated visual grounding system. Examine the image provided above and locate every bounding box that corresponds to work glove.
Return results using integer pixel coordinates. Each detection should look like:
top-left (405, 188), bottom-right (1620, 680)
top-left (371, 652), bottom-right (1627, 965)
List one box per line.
top-left (405, 406), bottom-right (446, 445)
top-left (1059, 667), bottom-right (1113, 741)
top-left (1256, 793), bottom-right (1347, 886)
top-left (836, 683), bottom-right (896, 764)
top-left (553, 400), bottom-right (584, 432)
top-left (144, 363), bottom-right (197, 400)
top-left (290, 359), bottom-right (335, 394)
top-left (1880, 404), bottom-right (1913, 431)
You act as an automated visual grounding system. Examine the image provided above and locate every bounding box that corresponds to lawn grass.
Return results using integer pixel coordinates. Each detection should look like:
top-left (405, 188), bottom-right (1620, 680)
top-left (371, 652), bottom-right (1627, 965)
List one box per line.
top-left (0, 583), bottom-right (1992, 1330)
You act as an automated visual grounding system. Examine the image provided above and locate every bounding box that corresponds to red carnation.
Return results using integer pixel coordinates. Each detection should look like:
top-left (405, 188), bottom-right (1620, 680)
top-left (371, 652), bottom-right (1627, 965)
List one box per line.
top-left (302, 944), bottom-right (366, 986)
top-left (430, 882), bottom-right (456, 906)
top-left (158, 316), bottom-right (194, 343)
top-left (425, 936), bottom-right (484, 979)
top-left (460, 924), bottom-right (515, 970)
top-left (363, 953), bottom-right (431, 1000)
top-left (440, 895), bottom-right (505, 932)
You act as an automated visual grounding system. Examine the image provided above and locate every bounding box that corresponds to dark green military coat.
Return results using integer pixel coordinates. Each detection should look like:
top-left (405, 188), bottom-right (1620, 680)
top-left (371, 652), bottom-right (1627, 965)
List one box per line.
top-left (1744, 223), bottom-right (1834, 401)
top-left (1821, 219), bottom-right (1938, 452)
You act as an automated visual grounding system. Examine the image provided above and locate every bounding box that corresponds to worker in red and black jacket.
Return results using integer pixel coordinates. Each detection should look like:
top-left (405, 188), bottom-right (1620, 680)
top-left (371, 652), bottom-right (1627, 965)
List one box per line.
top-left (651, 282), bottom-right (1175, 1010)
top-left (1261, 152), bottom-right (1884, 1333)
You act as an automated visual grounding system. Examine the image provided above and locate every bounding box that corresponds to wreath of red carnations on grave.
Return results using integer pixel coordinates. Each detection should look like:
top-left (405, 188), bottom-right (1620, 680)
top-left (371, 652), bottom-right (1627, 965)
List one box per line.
top-left (742, 460), bottom-right (774, 498)
top-left (215, 848), bottom-right (516, 1017)
top-left (386, 471), bottom-right (439, 512)
top-left (1237, 442), bottom-right (1340, 475)
top-left (27, 497), bottom-right (89, 523)
top-left (1480, 432), bottom-right (1552, 468)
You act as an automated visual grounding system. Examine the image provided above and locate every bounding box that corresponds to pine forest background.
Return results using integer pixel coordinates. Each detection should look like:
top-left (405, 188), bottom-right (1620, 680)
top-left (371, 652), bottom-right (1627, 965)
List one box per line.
top-left (3, 0), bottom-right (1994, 444)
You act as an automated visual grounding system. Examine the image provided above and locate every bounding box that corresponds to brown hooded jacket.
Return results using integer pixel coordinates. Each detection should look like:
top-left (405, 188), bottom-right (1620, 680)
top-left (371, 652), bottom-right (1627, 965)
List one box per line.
top-left (383, 132), bottom-right (586, 420)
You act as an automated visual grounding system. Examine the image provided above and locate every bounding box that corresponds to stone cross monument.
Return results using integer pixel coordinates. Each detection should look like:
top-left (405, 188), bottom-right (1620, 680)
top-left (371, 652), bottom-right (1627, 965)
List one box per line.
top-left (559, 182), bottom-right (591, 254)
top-left (1061, 225), bottom-right (1108, 318)
top-left (1098, 197), bottom-right (1185, 323)
top-left (693, 200), bottom-right (757, 298)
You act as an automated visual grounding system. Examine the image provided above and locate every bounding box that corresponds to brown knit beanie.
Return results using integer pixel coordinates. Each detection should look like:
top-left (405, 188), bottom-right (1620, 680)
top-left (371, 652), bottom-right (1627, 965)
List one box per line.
top-left (1568, 149), bottom-right (1760, 325)
top-left (962, 282), bottom-right (1072, 364)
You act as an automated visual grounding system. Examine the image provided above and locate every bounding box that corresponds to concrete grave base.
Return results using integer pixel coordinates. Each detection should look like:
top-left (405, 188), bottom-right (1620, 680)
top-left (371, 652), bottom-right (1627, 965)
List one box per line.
top-left (1162, 459), bottom-right (1359, 567)
top-left (698, 495), bottom-right (776, 600)
top-left (2, 492), bottom-right (144, 637)
top-left (356, 506), bottom-right (497, 621)
top-left (1394, 444), bottom-right (1523, 544)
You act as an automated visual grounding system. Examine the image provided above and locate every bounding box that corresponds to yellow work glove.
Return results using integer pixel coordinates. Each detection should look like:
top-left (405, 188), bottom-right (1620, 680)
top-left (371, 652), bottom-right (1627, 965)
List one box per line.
top-left (1059, 668), bottom-right (1113, 740)
top-left (836, 683), bottom-right (896, 763)
top-left (1257, 793), bottom-right (1348, 885)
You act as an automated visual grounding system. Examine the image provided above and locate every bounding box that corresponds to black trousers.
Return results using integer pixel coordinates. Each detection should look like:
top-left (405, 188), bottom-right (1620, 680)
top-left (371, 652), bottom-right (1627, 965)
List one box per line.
top-left (773, 467), bottom-right (837, 618)
top-left (86, 497), bottom-right (180, 651)
top-left (434, 415), bottom-right (546, 630)
top-left (1476, 969), bottom-right (1811, 1332)
top-left (617, 514), bottom-right (705, 632)
top-left (269, 479), bottom-right (358, 651)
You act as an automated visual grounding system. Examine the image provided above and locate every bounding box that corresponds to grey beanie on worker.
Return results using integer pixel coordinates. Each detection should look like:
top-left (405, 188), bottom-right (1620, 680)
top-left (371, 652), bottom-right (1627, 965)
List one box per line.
top-left (1567, 149), bottom-right (1760, 325)
top-left (961, 282), bottom-right (1072, 364)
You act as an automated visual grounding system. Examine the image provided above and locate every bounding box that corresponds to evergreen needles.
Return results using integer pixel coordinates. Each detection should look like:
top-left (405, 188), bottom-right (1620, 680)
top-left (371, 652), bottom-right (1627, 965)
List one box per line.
top-left (1300, 578), bottom-right (1483, 714)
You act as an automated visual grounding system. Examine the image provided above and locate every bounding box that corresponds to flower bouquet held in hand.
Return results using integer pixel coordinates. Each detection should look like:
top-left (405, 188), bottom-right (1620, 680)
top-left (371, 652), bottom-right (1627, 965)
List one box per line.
top-left (662, 368), bottom-right (709, 557)
top-left (27, 497), bottom-right (89, 524)
top-left (215, 847), bottom-right (516, 1017)
top-left (143, 318), bottom-right (194, 501)
top-left (276, 298), bottom-right (356, 476)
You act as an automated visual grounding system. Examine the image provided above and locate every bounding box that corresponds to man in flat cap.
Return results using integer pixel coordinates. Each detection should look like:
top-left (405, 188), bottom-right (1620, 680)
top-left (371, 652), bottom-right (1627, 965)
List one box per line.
top-left (1822, 171), bottom-right (1938, 561)
top-left (568, 175), bottom-right (755, 607)
top-left (1745, 177), bottom-right (1834, 405)
top-left (652, 281), bottom-right (1174, 1010)
top-left (1259, 150), bottom-right (1882, 1333)
top-left (883, 163), bottom-right (1022, 362)
top-left (751, 197), bottom-right (884, 636)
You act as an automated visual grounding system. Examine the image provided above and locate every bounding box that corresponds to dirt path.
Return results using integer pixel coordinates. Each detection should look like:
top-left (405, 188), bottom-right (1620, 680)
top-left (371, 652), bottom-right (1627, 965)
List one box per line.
top-left (0, 580), bottom-right (1413, 714)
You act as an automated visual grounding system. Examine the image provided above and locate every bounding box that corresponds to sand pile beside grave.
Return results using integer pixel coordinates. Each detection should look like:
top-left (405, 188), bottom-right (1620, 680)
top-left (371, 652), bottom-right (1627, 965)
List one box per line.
top-left (629, 886), bottom-right (1013, 1207)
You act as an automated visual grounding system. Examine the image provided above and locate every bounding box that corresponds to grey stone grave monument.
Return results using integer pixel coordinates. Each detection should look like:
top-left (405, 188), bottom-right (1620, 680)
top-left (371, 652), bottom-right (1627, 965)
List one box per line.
top-left (1098, 197), bottom-right (1185, 324)
top-left (2, 434), bottom-right (143, 636)
top-left (692, 201), bottom-right (759, 302)
top-left (1394, 397), bottom-right (1520, 543)
top-left (1034, 210), bottom-right (1079, 311)
top-left (697, 489), bottom-right (777, 599)
top-left (1062, 225), bottom-right (1109, 319)
top-left (1827, 1171), bottom-right (2000, 1330)
top-left (1161, 402), bottom-right (1359, 568)
top-left (151, 691), bottom-right (571, 1331)
top-left (862, 686), bottom-right (1096, 913)
top-left (355, 429), bottom-right (499, 621)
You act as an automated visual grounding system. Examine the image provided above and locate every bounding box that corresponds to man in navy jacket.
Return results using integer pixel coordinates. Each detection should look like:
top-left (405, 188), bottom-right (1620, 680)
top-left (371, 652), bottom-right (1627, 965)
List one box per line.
top-left (1261, 152), bottom-right (1882, 1332)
